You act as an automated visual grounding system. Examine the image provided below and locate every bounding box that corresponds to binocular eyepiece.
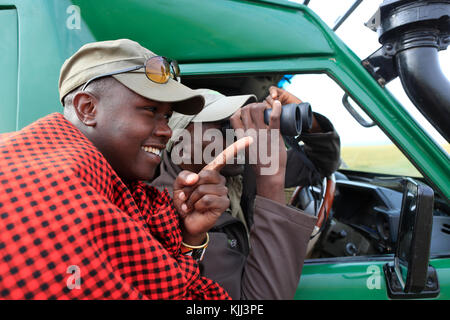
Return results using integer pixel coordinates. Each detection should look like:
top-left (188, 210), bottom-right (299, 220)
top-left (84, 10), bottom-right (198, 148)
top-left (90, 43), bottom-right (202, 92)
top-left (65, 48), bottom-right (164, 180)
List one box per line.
top-left (263, 102), bottom-right (313, 136)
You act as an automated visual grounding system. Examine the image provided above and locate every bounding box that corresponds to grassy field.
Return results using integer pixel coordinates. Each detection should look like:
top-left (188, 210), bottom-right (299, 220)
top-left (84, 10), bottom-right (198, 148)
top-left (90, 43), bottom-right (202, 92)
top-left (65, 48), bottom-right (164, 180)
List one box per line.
top-left (340, 143), bottom-right (450, 177)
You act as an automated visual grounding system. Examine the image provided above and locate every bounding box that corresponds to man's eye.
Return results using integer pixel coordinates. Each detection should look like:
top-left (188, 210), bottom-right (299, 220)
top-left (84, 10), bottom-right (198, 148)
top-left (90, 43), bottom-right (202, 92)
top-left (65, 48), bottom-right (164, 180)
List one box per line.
top-left (144, 107), bottom-right (157, 113)
top-left (164, 113), bottom-right (172, 120)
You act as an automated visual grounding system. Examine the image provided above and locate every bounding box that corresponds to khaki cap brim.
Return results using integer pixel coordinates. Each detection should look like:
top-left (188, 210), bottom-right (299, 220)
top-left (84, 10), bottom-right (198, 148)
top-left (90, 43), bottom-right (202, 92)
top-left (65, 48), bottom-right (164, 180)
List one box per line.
top-left (192, 94), bottom-right (256, 122)
top-left (113, 72), bottom-right (204, 115)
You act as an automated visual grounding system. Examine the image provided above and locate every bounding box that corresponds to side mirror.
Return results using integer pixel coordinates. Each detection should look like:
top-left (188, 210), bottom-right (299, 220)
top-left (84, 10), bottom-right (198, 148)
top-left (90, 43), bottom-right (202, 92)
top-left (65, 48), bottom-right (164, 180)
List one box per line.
top-left (383, 178), bottom-right (440, 299)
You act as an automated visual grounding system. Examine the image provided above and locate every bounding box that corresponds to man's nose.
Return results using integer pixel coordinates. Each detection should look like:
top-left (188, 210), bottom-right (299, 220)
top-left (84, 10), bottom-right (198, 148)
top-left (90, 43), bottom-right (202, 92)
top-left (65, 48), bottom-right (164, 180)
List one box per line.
top-left (154, 120), bottom-right (172, 140)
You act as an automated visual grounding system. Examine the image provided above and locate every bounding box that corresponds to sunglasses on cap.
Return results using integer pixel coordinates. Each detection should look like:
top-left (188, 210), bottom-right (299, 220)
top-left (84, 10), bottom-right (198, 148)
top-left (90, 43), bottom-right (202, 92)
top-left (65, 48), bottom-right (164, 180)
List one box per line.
top-left (81, 56), bottom-right (180, 91)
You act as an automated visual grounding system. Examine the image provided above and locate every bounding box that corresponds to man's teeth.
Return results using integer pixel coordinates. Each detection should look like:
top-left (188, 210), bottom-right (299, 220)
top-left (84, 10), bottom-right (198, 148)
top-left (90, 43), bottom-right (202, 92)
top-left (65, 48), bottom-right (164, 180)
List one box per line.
top-left (141, 146), bottom-right (162, 156)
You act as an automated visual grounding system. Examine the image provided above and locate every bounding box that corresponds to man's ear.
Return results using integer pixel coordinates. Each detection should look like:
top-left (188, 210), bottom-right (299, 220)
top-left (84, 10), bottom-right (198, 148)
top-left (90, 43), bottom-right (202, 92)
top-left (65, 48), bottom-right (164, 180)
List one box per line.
top-left (72, 91), bottom-right (99, 126)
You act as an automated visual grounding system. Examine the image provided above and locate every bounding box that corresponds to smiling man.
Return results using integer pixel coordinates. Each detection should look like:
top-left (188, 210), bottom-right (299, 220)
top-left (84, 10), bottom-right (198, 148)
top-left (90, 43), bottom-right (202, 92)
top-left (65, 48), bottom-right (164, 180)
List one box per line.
top-left (0, 39), bottom-right (232, 299)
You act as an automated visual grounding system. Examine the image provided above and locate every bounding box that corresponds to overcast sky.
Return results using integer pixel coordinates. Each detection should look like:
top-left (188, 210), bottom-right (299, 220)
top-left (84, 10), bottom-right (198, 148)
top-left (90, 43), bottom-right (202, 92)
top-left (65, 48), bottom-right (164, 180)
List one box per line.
top-left (286, 0), bottom-right (449, 146)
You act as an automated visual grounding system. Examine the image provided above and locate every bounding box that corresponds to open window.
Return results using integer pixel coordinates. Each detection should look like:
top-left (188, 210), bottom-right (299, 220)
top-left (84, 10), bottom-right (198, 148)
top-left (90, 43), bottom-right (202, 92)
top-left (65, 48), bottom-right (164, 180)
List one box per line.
top-left (182, 71), bottom-right (450, 262)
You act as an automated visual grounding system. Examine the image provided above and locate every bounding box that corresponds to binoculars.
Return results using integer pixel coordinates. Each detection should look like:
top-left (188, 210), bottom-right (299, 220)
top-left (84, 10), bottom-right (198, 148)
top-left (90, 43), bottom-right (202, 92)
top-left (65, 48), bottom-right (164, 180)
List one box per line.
top-left (264, 102), bottom-right (313, 136)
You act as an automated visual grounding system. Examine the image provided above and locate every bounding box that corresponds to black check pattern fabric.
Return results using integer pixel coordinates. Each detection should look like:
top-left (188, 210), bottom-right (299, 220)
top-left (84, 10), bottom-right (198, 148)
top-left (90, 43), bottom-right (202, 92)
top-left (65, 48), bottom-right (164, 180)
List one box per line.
top-left (0, 113), bottom-right (229, 300)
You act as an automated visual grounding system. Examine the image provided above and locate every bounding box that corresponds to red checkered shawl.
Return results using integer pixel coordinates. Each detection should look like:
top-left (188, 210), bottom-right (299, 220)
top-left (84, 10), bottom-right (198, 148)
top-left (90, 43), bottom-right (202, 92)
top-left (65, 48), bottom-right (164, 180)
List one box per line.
top-left (0, 113), bottom-right (229, 300)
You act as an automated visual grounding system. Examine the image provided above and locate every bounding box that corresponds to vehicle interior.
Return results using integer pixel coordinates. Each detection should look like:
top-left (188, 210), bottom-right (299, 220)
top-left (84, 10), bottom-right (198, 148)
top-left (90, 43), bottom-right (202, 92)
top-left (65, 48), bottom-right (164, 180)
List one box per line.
top-left (183, 72), bottom-right (450, 262)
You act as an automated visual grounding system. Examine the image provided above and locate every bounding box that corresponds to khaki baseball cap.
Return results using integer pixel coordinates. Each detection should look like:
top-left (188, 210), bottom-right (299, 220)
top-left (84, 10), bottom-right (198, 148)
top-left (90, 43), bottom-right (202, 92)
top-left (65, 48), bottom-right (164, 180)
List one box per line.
top-left (166, 89), bottom-right (256, 151)
top-left (191, 89), bottom-right (256, 122)
top-left (58, 39), bottom-right (204, 115)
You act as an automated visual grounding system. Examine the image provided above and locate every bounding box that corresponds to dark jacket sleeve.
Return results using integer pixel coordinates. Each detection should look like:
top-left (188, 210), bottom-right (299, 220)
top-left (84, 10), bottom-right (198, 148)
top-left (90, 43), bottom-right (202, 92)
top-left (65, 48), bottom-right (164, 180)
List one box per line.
top-left (285, 112), bottom-right (341, 188)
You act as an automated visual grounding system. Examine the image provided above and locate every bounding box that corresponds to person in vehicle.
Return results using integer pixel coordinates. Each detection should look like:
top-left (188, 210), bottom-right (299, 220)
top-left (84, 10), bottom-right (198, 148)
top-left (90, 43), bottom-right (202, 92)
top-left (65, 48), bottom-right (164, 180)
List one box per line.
top-left (0, 39), bottom-right (237, 299)
top-left (150, 87), bottom-right (341, 299)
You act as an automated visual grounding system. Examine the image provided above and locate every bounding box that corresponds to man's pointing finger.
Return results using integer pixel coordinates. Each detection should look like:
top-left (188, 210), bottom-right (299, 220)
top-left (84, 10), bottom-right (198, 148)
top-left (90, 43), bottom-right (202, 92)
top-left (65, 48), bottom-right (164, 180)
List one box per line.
top-left (202, 136), bottom-right (253, 172)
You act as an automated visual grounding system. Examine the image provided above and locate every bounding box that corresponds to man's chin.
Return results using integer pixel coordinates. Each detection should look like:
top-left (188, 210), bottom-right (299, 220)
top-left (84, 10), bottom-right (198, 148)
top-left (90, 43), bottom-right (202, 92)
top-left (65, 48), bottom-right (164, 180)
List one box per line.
top-left (122, 166), bottom-right (158, 183)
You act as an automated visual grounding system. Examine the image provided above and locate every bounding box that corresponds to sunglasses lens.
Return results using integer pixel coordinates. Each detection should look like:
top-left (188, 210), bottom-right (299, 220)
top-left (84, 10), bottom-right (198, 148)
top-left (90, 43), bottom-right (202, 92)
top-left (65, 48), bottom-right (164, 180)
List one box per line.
top-left (145, 56), bottom-right (171, 83)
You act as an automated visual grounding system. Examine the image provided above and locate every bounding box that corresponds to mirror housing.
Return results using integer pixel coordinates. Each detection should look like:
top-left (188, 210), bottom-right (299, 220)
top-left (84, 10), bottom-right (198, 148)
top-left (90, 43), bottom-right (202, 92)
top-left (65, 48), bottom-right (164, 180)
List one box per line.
top-left (383, 178), bottom-right (440, 299)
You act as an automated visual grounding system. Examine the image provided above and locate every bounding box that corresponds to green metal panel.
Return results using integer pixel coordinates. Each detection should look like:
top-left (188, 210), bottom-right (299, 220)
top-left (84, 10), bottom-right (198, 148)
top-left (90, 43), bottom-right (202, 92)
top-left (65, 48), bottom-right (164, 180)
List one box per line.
top-left (295, 260), bottom-right (390, 300)
top-left (11, 0), bottom-right (95, 129)
top-left (71, 0), bottom-right (334, 62)
top-left (0, 8), bottom-right (18, 133)
top-left (430, 258), bottom-right (450, 299)
top-left (296, 257), bottom-right (450, 300)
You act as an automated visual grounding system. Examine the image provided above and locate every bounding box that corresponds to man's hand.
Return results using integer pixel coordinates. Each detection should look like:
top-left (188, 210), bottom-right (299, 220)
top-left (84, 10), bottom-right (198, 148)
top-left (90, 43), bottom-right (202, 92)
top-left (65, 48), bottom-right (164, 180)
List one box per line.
top-left (266, 86), bottom-right (302, 106)
top-left (229, 99), bottom-right (287, 204)
top-left (266, 86), bottom-right (322, 133)
top-left (173, 137), bottom-right (253, 246)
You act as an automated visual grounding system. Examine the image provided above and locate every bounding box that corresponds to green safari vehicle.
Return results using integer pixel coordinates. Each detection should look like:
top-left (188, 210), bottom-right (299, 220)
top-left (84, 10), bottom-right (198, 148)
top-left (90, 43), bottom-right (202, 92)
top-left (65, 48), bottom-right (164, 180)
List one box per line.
top-left (0, 0), bottom-right (449, 299)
